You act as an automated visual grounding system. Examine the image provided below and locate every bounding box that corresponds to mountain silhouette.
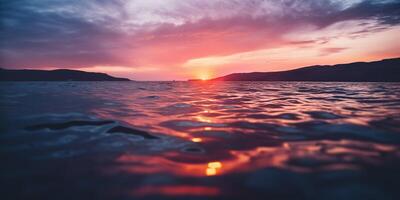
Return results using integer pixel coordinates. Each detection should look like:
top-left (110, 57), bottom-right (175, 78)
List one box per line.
top-left (0, 69), bottom-right (130, 81)
top-left (212, 58), bottom-right (400, 82)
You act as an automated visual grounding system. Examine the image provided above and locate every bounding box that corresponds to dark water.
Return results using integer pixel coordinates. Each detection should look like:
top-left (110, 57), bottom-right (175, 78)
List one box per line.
top-left (1, 81), bottom-right (400, 200)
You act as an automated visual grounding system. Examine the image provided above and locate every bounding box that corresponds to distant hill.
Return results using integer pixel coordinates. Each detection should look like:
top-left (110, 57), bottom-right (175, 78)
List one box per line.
top-left (212, 58), bottom-right (400, 82)
top-left (0, 69), bottom-right (130, 81)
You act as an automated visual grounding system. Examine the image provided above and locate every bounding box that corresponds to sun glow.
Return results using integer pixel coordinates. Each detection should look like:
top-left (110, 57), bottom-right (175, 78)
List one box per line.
top-left (199, 73), bottom-right (210, 81)
top-left (194, 69), bottom-right (213, 81)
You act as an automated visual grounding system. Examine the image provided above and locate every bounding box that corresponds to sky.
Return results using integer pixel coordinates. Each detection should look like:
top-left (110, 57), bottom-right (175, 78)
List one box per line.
top-left (1, 0), bottom-right (400, 80)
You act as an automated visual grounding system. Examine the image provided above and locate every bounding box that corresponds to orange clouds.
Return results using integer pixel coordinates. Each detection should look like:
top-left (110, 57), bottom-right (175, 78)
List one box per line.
top-left (2, 0), bottom-right (400, 80)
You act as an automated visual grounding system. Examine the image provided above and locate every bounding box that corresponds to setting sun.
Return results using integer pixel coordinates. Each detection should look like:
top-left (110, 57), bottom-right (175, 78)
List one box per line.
top-left (193, 68), bottom-right (214, 81)
top-left (198, 73), bottom-right (211, 81)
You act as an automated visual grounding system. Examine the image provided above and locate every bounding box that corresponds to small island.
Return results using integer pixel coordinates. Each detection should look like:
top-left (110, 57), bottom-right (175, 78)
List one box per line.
top-left (212, 58), bottom-right (400, 82)
top-left (0, 68), bottom-right (130, 81)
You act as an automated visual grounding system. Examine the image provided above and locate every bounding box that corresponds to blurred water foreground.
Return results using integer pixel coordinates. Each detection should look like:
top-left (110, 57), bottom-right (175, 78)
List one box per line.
top-left (1, 81), bottom-right (400, 200)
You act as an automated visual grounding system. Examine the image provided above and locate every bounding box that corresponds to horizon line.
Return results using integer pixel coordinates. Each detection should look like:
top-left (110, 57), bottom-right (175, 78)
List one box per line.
top-left (2, 56), bottom-right (399, 81)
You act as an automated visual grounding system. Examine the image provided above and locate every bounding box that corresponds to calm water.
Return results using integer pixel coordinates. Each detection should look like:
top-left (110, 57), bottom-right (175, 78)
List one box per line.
top-left (1, 81), bottom-right (400, 200)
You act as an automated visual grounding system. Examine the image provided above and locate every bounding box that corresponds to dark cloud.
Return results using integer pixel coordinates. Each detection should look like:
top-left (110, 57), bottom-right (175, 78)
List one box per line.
top-left (0, 0), bottom-right (128, 68)
top-left (313, 0), bottom-right (400, 27)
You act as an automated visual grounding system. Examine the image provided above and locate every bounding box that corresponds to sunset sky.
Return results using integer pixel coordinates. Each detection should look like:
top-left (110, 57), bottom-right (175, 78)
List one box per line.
top-left (1, 0), bottom-right (400, 80)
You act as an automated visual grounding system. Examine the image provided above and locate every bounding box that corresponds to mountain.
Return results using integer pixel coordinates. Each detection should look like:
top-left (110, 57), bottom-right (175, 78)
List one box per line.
top-left (0, 69), bottom-right (130, 81)
top-left (212, 58), bottom-right (400, 82)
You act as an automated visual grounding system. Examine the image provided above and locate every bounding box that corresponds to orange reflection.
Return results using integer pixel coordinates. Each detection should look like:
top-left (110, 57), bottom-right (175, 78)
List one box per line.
top-left (192, 138), bottom-right (203, 143)
top-left (206, 161), bottom-right (222, 176)
top-left (112, 139), bottom-right (399, 178)
top-left (283, 142), bottom-right (290, 149)
top-left (206, 168), bottom-right (217, 176)
top-left (134, 185), bottom-right (220, 197)
top-left (89, 80), bottom-right (400, 186)
top-left (208, 162), bottom-right (222, 169)
top-left (196, 116), bottom-right (212, 123)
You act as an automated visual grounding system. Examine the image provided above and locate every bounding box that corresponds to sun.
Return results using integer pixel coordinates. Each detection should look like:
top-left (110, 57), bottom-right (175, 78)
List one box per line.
top-left (199, 74), bottom-right (209, 81)
top-left (198, 71), bottom-right (211, 81)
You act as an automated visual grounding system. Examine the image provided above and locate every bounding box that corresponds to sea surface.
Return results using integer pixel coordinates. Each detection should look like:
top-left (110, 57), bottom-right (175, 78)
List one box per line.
top-left (1, 81), bottom-right (400, 200)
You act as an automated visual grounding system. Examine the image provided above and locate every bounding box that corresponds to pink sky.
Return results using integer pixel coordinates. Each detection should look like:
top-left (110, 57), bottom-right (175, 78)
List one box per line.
top-left (1, 0), bottom-right (400, 80)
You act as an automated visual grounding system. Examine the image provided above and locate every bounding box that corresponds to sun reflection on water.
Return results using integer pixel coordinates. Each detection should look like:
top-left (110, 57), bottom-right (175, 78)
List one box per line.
top-left (72, 82), bottom-right (400, 197)
top-left (192, 138), bottom-right (203, 143)
top-left (134, 185), bottom-right (220, 197)
top-left (206, 162), bottom-right (223, 176)
top-left (3, 81), bottom-right (400, 199)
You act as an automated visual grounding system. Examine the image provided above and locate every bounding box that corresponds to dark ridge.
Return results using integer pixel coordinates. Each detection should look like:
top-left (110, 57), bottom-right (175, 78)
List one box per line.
top-left (25, 120), bottom-right (115, 131)
top-left (107, 125), bottom-right (159, 139)
top-left (212, 58), bottom-right (400, 82)
top-left (0, 68), bottom-right (131, 81)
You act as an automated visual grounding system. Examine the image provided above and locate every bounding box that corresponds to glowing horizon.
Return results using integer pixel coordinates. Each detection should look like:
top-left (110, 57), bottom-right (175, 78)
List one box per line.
top-left (1, 0), bottom-right (400, 81)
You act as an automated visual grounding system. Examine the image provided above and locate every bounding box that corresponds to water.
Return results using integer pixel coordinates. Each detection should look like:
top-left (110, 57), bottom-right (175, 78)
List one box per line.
top-left (1, 81), bottom-right (400, 200)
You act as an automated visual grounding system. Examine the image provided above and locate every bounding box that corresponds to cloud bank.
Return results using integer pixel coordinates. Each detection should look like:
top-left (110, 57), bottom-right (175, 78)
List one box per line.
top-left (1, 0), bottom-right (400, 80)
